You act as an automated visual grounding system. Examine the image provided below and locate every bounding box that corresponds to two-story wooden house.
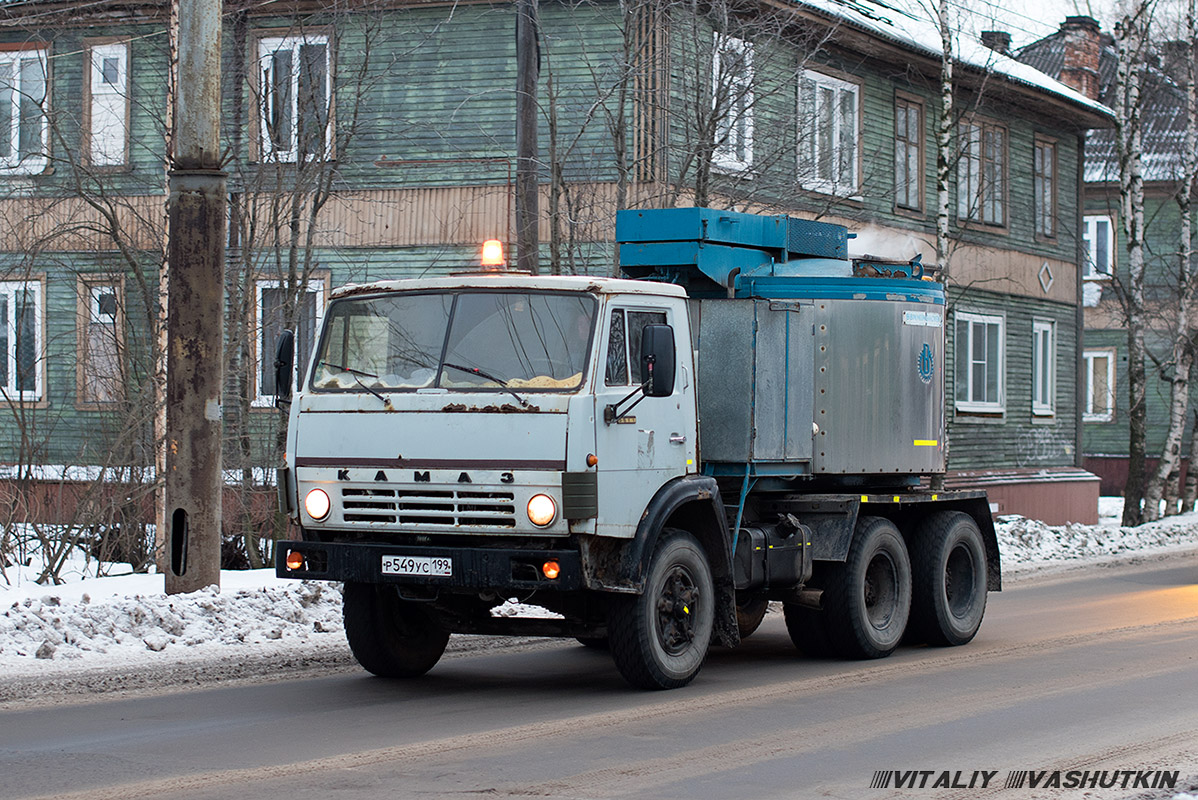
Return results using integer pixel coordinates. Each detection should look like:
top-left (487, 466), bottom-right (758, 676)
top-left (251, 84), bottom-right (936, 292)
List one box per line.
top-left (0, 0), bottom-right (1110, 536)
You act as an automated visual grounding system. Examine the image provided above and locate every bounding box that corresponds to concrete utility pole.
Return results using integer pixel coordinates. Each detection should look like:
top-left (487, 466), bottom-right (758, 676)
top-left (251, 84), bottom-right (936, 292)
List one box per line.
top-left (164, 0), bottom-right (226, 594)
top-left (515, 0), bottom-right (540, 273)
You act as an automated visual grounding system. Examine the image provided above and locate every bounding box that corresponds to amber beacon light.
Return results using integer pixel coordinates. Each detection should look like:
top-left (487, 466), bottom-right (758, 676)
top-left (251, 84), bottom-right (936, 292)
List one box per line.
top-left (480, 239), bottom-right (505, 268)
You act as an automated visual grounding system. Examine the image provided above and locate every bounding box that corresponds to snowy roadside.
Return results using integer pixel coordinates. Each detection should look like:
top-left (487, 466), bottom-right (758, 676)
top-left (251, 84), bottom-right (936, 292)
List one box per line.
top-left (2, 498), bottom-right (1197, 706)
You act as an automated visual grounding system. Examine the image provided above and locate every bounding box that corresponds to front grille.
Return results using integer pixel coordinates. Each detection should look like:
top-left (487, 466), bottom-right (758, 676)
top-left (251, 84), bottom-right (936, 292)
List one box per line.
top-left (340, 487), bottom-right (516, 529)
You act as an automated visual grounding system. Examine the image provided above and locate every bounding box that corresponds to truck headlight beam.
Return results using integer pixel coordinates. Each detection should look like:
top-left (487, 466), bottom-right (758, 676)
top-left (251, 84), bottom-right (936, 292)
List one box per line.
top-left (527, 494), bottom-right (557, 527)
top-left (304, 488), bottom-right (331, 521)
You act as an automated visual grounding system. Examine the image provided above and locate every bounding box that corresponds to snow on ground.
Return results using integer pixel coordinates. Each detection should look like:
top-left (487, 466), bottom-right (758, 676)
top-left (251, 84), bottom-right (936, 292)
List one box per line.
top-left (1, 497), bottom-right (1197, 688)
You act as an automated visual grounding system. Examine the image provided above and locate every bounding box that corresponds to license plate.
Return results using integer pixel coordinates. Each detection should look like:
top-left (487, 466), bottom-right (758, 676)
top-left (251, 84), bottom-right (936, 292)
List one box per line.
top-left (381, 555), bottom-right (452, 577)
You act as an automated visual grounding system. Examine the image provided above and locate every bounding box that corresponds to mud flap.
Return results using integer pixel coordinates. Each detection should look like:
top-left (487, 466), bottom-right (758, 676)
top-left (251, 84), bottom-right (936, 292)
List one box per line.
top-left (713, 578), bottom-right (740, 648)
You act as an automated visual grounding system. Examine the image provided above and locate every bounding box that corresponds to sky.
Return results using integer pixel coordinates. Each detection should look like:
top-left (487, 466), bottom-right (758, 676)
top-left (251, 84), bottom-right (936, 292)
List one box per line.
top-left (949, 0), bottom-right (1109, 48)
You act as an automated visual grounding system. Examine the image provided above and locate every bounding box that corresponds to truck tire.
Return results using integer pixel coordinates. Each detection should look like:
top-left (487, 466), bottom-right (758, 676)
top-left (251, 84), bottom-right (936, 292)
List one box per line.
top-left (783, 602), bottom-right (833, 657)
top-left (342, 582), bottom-right (450, 678)
top-left (908, 511), bottom-right (988, 646)
top-left (736, 595), bottom-right (769, 639)
top-left (821, 516), bottom-right (911, 659)
top-left (576, 636), bottom-right (609, 650)
top-left (608, 529), bottom-right (714, 689)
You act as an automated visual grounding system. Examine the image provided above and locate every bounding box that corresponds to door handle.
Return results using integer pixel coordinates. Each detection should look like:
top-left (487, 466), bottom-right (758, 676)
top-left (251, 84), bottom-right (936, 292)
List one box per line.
top-left (669, 434), bottom-right (687, 444)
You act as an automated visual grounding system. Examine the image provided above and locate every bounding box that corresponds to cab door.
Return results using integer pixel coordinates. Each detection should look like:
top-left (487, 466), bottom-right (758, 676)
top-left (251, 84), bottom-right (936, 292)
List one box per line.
top-left (592, 299), bottom-right (697, 538)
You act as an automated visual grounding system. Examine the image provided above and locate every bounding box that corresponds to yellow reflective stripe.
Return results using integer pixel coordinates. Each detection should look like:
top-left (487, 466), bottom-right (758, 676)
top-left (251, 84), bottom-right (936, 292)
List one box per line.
top-left (914, 439), bottom-right (939, 447)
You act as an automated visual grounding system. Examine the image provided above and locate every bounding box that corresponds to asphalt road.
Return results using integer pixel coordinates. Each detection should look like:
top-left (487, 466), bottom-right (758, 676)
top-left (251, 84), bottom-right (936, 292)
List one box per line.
top-left (2, 555), bottom-right (1196, 800)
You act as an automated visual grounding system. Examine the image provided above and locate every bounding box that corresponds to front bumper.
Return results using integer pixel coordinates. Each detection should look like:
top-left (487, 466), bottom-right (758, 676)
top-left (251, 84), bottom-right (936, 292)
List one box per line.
top-left (276, 539), bottom-right (582, 591)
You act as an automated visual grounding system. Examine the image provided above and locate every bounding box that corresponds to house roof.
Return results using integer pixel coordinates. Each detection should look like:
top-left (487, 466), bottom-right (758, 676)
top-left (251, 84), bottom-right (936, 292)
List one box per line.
top-left (791, 0), bottom-right (1114, 125)
top-left (1018, 25), bottom-right (1187, 183)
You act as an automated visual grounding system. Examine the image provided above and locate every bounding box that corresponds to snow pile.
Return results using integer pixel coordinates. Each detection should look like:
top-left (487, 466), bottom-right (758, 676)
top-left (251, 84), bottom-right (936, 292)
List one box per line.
top-left (996, 498), bottom-right (1198, 571)
top-left (0, 580), bottom-right (342, 667)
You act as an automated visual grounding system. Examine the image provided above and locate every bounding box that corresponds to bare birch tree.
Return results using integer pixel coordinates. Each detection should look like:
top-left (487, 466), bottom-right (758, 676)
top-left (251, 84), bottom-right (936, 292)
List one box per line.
top-left (1113, 0), bottom-right (1154, 525)
top-left (1143, 4), bottom-right (1197, 520)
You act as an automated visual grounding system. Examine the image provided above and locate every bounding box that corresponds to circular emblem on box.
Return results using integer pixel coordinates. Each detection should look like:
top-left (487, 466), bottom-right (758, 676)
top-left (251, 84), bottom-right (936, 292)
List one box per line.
top-left (917, 343), bottom-right (935, 384)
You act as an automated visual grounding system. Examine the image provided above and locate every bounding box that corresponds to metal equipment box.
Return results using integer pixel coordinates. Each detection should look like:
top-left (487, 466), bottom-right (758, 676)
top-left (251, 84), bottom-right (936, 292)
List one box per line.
top-left (695, 293), bottom-right (944, 477)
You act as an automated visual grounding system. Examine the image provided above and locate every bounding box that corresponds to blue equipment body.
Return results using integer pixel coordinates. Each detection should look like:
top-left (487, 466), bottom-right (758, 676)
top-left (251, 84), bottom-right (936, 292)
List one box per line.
top-left (616, 207), bottom-right (946, 481)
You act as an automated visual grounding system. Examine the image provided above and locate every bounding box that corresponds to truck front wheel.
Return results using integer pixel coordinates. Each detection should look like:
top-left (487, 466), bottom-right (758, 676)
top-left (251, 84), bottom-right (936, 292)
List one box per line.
top-left (342, 583), bottom-right (450, 678)
top-left (608, 530), bottom-right (715, 689)
top-left (907, 511), bottom-right (988, 646)
top-left (822, 516), bottom-right (911, 659)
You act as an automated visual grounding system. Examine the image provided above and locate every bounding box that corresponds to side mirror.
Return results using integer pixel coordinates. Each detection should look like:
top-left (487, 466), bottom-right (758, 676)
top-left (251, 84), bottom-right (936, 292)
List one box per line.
top-left (640, 323), bottom-right (675, 397)
top-left (274, 329), bottom-right (295, 408)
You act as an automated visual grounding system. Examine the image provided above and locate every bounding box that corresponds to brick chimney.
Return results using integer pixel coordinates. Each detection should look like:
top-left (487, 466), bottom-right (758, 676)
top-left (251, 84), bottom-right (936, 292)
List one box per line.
top-left (1059, 16), bottom-right (1102, 100)
top-left (981, 30), bottom-right (1012, 55)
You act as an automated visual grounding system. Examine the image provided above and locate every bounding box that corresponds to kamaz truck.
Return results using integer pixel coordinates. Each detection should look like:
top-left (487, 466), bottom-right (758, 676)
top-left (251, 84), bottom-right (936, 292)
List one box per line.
top-left (273, 207), bottom-right (1000, 689)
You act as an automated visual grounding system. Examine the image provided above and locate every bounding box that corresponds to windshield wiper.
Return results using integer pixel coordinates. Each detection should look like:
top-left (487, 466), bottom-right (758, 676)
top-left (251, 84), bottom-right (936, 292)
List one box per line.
top-left (318, 360), bottom-right (388, 405)
top-left (441, 362), bottom-right (530, 408)
top-left (319, 360), bottom-right (378, 379)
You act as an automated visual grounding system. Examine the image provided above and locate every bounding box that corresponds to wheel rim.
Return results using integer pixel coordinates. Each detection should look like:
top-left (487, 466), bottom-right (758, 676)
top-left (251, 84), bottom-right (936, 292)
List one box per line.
top-left (656, 565), bottom-right (700, 656)
top-left (863, 551), bottom-right (899, 630)
top-left (944, 542), bottom-right (978, 619)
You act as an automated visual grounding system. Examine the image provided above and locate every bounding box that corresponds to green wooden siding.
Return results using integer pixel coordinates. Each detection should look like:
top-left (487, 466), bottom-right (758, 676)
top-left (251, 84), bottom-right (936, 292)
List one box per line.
top-left (1082, 190), bottom-right (1198, 460)
top-left (0, 1), bottom-right (1091, 473)
top-left (946, 288), bottom-right (1080, 469)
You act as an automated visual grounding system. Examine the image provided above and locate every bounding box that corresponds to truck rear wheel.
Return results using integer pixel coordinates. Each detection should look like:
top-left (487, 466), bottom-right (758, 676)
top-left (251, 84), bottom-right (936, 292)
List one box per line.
top-left (908, 511), bottom-right (988, 646)
top-left (576, 636), bottom-right (609, 650)
top-left (783, 602), bottom-right (833, 657)
top-left (608, 530), bottom-right (714, 689)
top-left (342, 583), bottom-right (450, 678)
top-left (822, 516), bottom-right (911, 659)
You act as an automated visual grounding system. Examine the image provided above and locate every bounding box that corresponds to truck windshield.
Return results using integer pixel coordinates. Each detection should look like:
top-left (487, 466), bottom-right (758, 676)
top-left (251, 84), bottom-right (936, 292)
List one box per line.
top-left (311, 291), bottom-right (596, 393)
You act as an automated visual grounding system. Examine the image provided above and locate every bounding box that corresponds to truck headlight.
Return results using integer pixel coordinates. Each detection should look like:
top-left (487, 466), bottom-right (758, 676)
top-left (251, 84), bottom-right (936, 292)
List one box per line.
top-left (304, 488), bottom-right (331, 521)
top-left (527, 494), bottom-right (557, 527)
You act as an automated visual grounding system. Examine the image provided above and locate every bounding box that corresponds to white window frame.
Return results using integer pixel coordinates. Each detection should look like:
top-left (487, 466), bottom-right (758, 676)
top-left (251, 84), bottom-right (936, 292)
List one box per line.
top-left (0, 279), bottom-right (44, 402)
top-left (954, 310), bottom-right (1005, 414)
top-left (711, 35), bottom-right (753, 172)
top-left (257, 34), bottom-right (332, 163)
top-left (254, 277), bottom-right (327, 406)
top-left (1032, 319), bottom-right (1055, 416)
top-left (1083, 348), bottom-right (1116, 422)
top-left (799, 70), bottom-right (859, 197)
top-left (86, 41), bottom-right (129, 167)
top-left (1083, 214), bottom-right (1114, 279)
top-left (0, 46), bottom-right (49, 174)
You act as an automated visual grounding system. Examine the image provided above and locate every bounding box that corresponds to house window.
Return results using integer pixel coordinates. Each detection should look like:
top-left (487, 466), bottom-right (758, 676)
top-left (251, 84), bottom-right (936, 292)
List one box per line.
top-left (79, 280), bottom-right (123, 404)
top-left (895, 97), bottom-right (922, 211)
top-left (1033, 138), bottom-right (1056, 237)
top-left (258, 35), bottom-right (331, 162)
top-left (256, 278), bottom-right (326, 404)
top-left (87, 42), bottom-right (129, 167)
top-left (0, 280), bottom-right (43, 401)
top-left (1032, 320), bottom-right (1055, 416)
top-left (957, 119), bottom-right (1006, 226)
top-left (605, 308), bottom-right (667, 386)
top-left (0, 46), bottom-right (48, 174)
top-left (1083, 214), bottom-right (1114, 278)
top-left (712, 35), bottom-right (753, 171)
top-left (799, 70), bottom-right (859, 196)
top-left (1083, 349), bottom-right (1115, 422)
top-left (954, 311), bottom-right (1004, 413)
